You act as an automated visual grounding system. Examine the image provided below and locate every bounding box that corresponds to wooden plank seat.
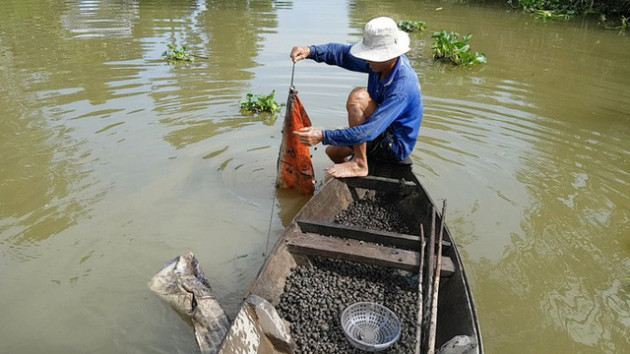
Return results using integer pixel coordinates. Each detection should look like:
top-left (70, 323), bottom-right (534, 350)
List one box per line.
top-left (342, 175), bottom-right (417, 193)
top-left (284, 232), bottom-right (455, 276)
top-left (296, 219), bottom-right (452, 251)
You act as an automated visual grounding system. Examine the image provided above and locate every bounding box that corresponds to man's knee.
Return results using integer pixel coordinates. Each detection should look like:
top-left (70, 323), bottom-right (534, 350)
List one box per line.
top-left (346, 88), bottom-right (371, 109)
top-left (346, 88), bottom-right (376, 125)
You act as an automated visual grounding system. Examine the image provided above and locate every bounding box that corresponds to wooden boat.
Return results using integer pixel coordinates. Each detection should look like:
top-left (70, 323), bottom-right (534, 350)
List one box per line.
top-left (217, 162), bottom-right (483, 354)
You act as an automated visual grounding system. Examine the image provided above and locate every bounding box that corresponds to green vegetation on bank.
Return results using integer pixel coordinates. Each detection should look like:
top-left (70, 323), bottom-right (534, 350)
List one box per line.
top-left (431, 31), bottom-right (487, 66)
top-left (240, 91), bottom-right (281, 114)
top-left (600, 14), bottom-right (629, 30)
top-left (512, 0), bottom-right (579, 18)
top-left (508, 0), bottom-right (630, 25)
top-left (162, 44), bottom-right (195, 63)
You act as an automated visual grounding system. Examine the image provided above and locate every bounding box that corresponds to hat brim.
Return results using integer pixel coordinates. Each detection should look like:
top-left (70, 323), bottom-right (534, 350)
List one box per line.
top-left (350, 31), bottom-right (410, 62)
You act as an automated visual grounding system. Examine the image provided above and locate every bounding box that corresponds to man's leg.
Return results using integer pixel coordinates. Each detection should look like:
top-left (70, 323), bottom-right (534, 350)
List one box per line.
top-left (326, 88), bottom-right (376, 178)
top-left (325, 146), bottom-right (353, 163)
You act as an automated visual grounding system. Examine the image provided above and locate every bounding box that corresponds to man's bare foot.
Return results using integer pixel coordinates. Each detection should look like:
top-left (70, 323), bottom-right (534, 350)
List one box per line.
top-left (325, 160), bottom-right (368, 178)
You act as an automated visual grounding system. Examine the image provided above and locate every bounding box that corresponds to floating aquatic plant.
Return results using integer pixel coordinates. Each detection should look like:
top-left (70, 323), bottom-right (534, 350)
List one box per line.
top-left (240, 91), bottom-right (281, 113)
top-left (510, 0), bottom-right (577, 20)
top-left (162, 44), bottom-right (195, 63)
top-left (398, 20), bottom-right (426, 32)
top-left (431, 31), bottom-right (487, 66)
top-left (533, 9), bottom-right (572, 20)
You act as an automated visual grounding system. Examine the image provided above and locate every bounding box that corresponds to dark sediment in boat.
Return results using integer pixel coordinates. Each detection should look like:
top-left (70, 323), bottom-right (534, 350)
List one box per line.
top-left (333, 193), bottom-right (411, 234)
top-left (276, 257), bottom-right (418, 354)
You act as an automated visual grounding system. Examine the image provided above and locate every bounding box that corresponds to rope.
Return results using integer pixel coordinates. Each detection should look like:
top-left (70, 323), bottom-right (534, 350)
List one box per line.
top-left (264, 189), bottom-right (276, 259)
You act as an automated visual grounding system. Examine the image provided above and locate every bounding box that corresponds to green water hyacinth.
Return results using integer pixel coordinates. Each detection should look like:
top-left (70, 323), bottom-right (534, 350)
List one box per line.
top-left (431, 31), bottom-right (487, 66)
top-left (398, 20), bottom-right (426, 32)
top-left (534, 9), bottom-right (572, 20)
top-left (162, 44), bottom-right (195, 63)
top-left (240, 91), bottom-right (281, 113)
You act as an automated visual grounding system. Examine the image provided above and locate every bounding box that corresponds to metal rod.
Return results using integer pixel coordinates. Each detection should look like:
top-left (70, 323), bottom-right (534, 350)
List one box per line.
top-left (290, 62), bottom-right (296, 88)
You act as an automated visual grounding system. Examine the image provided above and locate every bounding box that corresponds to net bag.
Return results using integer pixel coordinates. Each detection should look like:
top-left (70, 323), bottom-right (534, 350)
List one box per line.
top-left (276, 87), bottom-right (315, 195)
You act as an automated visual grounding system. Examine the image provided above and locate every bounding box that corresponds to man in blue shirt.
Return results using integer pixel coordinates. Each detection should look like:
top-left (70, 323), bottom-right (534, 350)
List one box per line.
top-left (291, 17), bottom-right (423, 178)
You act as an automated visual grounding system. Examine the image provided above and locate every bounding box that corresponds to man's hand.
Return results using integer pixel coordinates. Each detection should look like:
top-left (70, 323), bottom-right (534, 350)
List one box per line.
top-left (290, 46), bottom-right (311, 63)
top-left (293, 127), bottom-right (323, 146)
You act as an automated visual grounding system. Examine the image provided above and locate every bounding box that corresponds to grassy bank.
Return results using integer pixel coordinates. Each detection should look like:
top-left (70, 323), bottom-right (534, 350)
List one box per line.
top-left (509, 0), bottom-right (630, 18)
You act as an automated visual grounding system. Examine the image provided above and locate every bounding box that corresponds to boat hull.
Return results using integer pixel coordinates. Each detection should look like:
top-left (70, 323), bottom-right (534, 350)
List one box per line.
top-left (219, 164), bottom-right (483, 353)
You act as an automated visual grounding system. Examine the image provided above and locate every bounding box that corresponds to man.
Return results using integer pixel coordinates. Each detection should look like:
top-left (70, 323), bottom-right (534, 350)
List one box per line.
top-left (291, 16), bottom-right (423, 178)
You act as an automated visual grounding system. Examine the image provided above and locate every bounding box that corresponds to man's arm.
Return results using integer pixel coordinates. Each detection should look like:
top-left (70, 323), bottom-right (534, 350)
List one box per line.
top-left (290, 43), bottom-right (369, 73)
top-left (323, 92), bottom-right (407, 146)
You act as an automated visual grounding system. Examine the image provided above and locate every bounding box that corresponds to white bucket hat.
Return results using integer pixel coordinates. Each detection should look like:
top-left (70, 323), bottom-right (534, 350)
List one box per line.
top-left (350, 17), bottom-right (410, 62)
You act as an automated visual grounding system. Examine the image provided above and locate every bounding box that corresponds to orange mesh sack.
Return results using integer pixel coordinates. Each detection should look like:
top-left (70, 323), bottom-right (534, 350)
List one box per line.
top-left (276, 87), bottom-right (315, 195)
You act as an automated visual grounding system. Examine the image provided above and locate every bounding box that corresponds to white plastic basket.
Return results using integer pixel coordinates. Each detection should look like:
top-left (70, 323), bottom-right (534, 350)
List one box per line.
top-left (340, 302), bottom-right (402, 352)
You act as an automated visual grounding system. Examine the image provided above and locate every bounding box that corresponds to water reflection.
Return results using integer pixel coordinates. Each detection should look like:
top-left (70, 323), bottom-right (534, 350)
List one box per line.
top-left (0, 80), bottom-right (96, 259)
top-left (148, 0), bottom-right (280, 148)
top-left (60, 0), bottom-right (140, 39)
top-left (498, 107), bottom-right (630, 351)
top-left (0, 3), bottom-right (100, 255)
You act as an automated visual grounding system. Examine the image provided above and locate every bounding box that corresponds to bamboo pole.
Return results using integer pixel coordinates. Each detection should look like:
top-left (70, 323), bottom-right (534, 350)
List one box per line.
top-left (422, 207), bottom-right (437, 351)
top-left (414, 224), bottom-right (426, 354)
top-left (427, 200), bottom-right (447, 354)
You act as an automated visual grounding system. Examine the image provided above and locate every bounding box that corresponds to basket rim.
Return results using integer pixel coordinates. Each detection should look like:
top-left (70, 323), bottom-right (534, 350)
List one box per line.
top-left (340, 302), bottom-right (402, 350)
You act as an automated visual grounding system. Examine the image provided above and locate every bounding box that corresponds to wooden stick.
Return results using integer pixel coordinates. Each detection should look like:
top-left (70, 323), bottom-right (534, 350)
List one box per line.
top-left (414, 224), bottom-right (425, 354)
top-left (422, 207), bottom-right (437, 350)
top-left (427, 200), bottom-right (447, 354)
top-left (191, 54), bottom-right (209, 59)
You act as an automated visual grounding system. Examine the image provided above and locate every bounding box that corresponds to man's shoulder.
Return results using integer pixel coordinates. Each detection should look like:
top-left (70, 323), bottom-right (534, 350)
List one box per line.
top-left (397, 56), bottom-right (419, 78)
top-left (390, 66), bottom-right (420, 94)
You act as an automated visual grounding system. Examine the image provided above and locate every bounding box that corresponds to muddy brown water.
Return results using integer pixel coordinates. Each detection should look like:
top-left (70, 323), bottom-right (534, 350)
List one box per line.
top-left (0, 0), bottom-right (628, 353)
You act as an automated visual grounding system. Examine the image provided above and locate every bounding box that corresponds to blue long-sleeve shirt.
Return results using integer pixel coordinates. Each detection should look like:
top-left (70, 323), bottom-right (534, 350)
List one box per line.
top-left (308, 43), bottom-right (423, 161)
